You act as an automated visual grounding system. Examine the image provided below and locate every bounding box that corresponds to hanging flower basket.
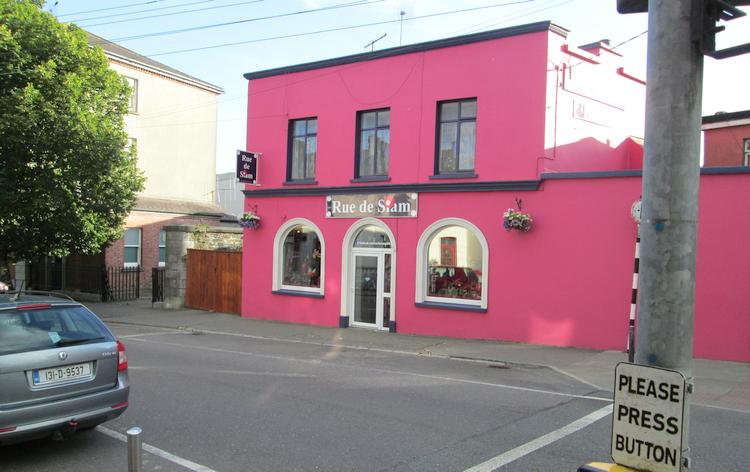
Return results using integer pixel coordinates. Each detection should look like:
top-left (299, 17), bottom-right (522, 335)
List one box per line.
top-left (239, 212), bottom-right (261, 229)
top-left (503, 208), bottom-right (532, 232)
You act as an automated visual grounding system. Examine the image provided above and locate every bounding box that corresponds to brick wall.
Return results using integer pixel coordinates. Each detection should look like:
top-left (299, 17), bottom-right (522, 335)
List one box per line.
top-left (703, 123), bottom-right (750, 167)
top-left (105, 210), bottom-right (234, 288)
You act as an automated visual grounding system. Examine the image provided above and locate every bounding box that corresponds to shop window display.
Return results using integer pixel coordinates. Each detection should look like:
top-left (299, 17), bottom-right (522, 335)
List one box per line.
top-left (281, 225), bottom-right (321, 288)
top-left (426, 226), bottom-right (482, 301)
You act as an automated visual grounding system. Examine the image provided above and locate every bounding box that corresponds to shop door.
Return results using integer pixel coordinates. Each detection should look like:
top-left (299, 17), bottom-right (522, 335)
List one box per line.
top-left (351, 252), bottom-right (392, 329)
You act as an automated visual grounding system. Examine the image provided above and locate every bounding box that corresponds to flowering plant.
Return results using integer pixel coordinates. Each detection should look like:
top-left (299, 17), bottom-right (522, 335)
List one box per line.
top-left (503, 208), bottom-right (532, 232)
top-left (239, 212), bottom-right (261, 229)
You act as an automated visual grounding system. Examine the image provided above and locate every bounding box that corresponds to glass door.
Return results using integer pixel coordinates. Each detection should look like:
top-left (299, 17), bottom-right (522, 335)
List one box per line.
top-left (353, 254), bottom-right (379, 325)
top-left (351, 252), bottom-right (392, 329)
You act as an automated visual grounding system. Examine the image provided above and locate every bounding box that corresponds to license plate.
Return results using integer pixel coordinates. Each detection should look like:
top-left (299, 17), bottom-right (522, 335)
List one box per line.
top-left (32, 362), bottom-right (93, 386)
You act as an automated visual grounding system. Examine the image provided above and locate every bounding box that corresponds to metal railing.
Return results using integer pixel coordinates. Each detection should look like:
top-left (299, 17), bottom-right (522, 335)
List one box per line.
top-left (101, 266), bottom-right (143, 302)
top-left (151, 267), bottom-right (165, 305)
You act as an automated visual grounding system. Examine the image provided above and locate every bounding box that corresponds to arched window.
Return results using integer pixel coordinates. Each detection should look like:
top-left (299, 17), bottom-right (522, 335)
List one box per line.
top-left (273, 219), bottom-right (324, 295)
top-left (416, 219), bottom-right (488, 310)
top-left (353, 225), bottom-right (392, 249)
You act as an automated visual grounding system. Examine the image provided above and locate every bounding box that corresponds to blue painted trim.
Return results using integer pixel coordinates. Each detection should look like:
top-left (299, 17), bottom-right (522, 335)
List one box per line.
top-left (283, 179), bottom-right (318, 186)
top-left (244, 22), bottom-right (567, 80)
top-left (244, 179), bottom-right (540, 197)
top-left (339, 315), bottom-right (349, 328)
top-left (388, 320), bottom-right (397, 333)
top-left (272, 289), bottom-right (324, 299)
top-left (542, 167), bottom-right (750, 181)
top-left (351, 176), bottom-right (391, 183)
top-left (415, 301), bottom-right (487, 313)
top-left (428, 173), bottom-right (479, 180)
top-left (541, 170), bottom-right (642, 180)
top-left (700, 166), bottom-right (750, 175)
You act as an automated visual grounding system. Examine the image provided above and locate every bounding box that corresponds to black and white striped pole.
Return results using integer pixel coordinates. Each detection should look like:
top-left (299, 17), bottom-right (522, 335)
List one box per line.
top-left (628, 199), bottom-right (642, 363)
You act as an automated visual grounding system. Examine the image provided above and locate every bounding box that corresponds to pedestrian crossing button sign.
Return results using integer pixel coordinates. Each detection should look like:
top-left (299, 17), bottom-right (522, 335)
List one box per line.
top-left (611, 362), bottom-right (687, 472)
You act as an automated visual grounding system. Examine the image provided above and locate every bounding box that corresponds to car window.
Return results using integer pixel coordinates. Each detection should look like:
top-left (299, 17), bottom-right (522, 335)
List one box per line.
top-left (0, 305), bottom-right (114, 355)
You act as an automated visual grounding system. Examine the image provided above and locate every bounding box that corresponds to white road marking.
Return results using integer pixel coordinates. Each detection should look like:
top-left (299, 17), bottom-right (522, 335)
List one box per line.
top-left (96, 426), bottom-right (217, 472)
top-left (463, 405), bottom-right (613, 472)
top-left (120, 330), bottom-right (183, 338)
top-left (127, 337), bottom-right (611, 403)
top-left (114, 325), bottom-right (610, 392)
top-left (547, 365), bottom-right (608, 391)
top-left (214, 370), bottom-right (314, 377)
top-left (120, 330), bottom-right (749, 414)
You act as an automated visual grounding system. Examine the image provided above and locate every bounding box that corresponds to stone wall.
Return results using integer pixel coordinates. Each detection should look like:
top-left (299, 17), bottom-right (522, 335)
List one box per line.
top-left (163, 225), bottom-right (242, 309)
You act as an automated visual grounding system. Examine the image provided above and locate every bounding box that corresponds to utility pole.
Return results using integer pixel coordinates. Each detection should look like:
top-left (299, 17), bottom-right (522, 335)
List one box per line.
top-left (635, 0), bottom-right (703, 465)
top-left (579, 2), bottom-right (750, 471)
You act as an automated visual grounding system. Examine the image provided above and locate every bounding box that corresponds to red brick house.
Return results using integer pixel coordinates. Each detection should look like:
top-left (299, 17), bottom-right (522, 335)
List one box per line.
top-left (702, 110), bottom-right (750, 167)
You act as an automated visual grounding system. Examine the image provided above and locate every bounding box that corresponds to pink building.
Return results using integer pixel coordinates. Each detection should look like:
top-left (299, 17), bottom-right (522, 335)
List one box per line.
top-left (241, 22), bottom-right (750, 362)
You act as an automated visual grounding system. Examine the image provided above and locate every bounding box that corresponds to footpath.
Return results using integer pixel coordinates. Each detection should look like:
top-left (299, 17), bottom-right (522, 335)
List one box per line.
top-left (88, 300), bottom-right (750, 413)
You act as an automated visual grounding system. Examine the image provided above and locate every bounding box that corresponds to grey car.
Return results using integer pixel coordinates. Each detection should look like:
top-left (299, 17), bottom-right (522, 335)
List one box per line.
top-left (0, 292), bottom-right (129, 444)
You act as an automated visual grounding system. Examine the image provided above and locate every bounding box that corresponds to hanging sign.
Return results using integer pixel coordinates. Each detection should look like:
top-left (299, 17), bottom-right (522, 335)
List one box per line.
top-left (236, 150), bottom-right (259, 184)
top-left (611, 362), bottom-right (687, 472)
top-left (326, 193), bottom-right (418, 218)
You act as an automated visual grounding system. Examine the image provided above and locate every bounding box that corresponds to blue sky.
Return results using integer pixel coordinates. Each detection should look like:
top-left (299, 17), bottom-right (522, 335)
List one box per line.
top-left (45, 0), bottom-right (750, 173)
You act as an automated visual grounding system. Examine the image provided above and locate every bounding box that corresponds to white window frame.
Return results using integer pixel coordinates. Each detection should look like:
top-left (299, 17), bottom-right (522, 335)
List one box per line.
top-left (158, 230), bottom-right (166, 267)
top-left (743, 138), bottom-right (750, 166)
top-left (125, 76), bottom-right (138, 114)
top-left (123, 228), bottom-right (141, 268)
top-left (415, 218), bottom-right (489, 309)
top-left (272, 218), bottom-right (325, 294)
top-left (339, 218), bottom-right (397, 327)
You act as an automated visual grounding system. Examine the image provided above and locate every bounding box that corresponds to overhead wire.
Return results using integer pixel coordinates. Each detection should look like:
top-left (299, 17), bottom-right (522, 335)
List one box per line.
top-left (145, 0), bottom-right (538, 56)
top-left (55, 0), bottom-right (172, 18)
top-left (101, 0), bottom-right (382, 42)
top-left (448, 0), bottom-right (569, 36)
top-left (20, 0), bottom-right (552, 122)
top-left (72, 0), bottom-right (221, 24)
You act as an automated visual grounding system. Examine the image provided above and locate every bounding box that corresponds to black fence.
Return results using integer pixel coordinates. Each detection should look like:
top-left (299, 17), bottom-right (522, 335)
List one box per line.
top-left (152, 267), bottom-right (165, 304)
top-left (101, 266), bottom-right (143, 302)
top-left (27, 259), bottom-right (149, 302)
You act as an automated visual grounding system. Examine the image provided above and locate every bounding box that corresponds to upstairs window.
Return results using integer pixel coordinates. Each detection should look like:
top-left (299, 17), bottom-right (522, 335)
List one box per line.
top-left (287, 118), bottom-right (317, 183)
top-left (435, 99), bottom-right (477, 176)
top-left (744, 138), bottom-right (750, 166)
top-left (124, 76), bottom-right (138, 113)
top-left (355, 109), bottom-right (390, 179)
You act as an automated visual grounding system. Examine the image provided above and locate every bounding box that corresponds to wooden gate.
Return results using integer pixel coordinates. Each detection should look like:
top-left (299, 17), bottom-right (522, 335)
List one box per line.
top-left (185, 249), bottom-right (242, 314)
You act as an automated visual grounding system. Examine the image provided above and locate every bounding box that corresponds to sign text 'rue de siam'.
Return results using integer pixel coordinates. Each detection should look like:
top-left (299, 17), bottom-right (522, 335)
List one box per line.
top-left (326, 193), bottom-right (418, 218)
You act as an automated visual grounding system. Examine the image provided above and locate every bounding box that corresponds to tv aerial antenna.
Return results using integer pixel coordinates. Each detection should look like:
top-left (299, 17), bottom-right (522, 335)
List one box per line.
top-left (364, 33), bottom-right (387, 52)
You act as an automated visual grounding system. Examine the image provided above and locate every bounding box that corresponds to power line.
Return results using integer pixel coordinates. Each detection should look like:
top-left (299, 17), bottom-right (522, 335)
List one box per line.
top-left (102, 0), bottom-right (381, 42)
top-left (449, 0), bottom-right (570, 36)
top-left (147, 0), bottom-right (537, 57)
top-left (73, 0), bottom-right (244, 27)
top-left (55, 0), bottom-right (173, 18)
top-left (611, 30), bottom-right (648, 50)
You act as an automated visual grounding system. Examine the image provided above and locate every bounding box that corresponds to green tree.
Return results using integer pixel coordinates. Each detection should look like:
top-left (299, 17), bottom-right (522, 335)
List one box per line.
top-left (0, 0), bottom-right (144, 281)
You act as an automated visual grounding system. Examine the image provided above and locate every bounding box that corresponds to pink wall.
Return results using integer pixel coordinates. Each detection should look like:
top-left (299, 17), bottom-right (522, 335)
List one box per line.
top-left (246, 28), bottom-right (646, 190)
top-left (241, 25), bottom-right (747, 362)
top-left (242, 172), bottom-right (750, 362)
top-left (246, 31), bottom-right (552, 186)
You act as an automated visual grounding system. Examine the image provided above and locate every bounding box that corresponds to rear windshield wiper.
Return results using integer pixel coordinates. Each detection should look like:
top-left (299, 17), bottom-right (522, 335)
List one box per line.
top-left (56, 336), bottom-right (106, 347)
